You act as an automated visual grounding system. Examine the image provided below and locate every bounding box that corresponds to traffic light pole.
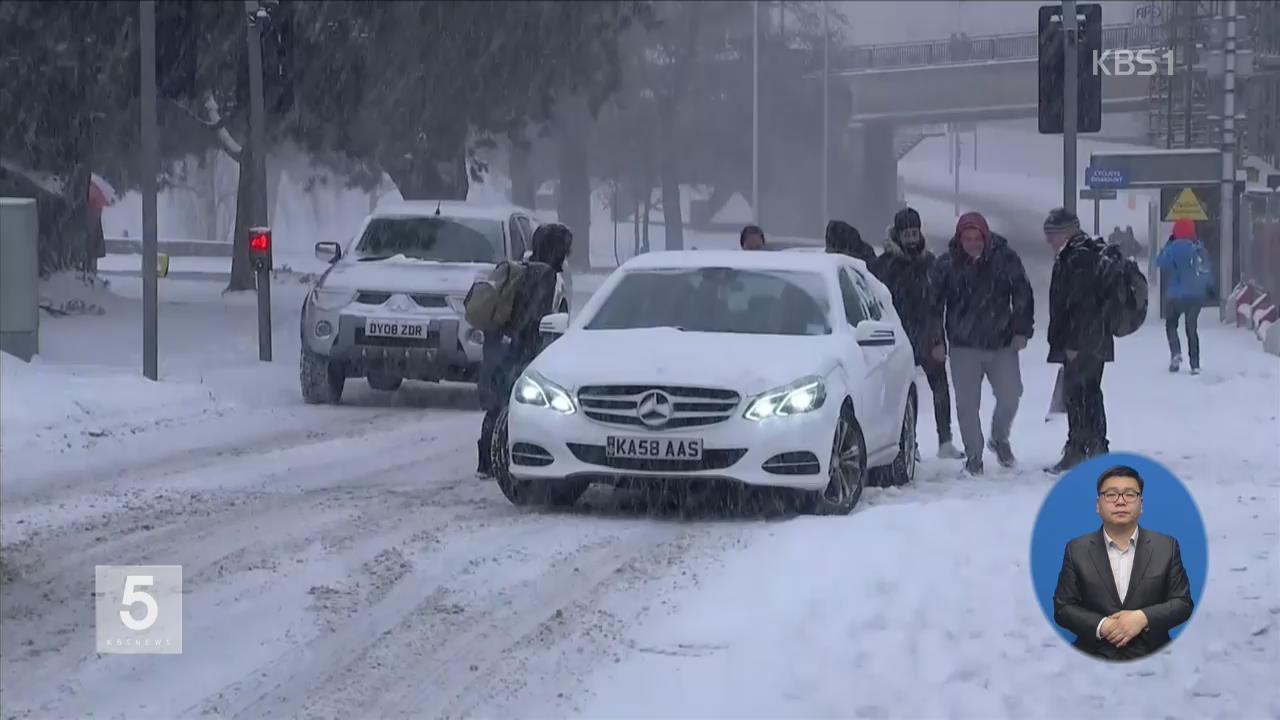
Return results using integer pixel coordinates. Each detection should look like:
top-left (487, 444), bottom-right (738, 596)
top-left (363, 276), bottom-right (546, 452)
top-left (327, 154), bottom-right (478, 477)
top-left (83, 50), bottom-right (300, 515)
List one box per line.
top-left (1219, 0), bottom-right (1237, 316)
top-left (246, 0), bottom-right (272, 361)
top-left (1063, 0), bottom-right (1078, 215)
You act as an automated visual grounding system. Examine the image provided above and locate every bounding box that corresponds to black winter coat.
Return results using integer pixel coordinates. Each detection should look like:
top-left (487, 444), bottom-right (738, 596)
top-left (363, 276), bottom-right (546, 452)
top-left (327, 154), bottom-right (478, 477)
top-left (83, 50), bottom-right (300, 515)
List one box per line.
top-left (826, 220), bottom-right (877, 265)
top-left (477, 261), bottom-right (558, 410)
top-left (929, 232), bottom-right (1035, 351)
top-left (1048, 232), bottom-right (1114, 363)
top-left (868, 239), bottom-right (942, 365)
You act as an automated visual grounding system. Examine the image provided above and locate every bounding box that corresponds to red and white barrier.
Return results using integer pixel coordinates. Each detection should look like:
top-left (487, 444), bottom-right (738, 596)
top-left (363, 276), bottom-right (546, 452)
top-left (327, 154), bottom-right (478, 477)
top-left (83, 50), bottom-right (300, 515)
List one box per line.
top-left (1223, 281), bottom-right (1280, 356)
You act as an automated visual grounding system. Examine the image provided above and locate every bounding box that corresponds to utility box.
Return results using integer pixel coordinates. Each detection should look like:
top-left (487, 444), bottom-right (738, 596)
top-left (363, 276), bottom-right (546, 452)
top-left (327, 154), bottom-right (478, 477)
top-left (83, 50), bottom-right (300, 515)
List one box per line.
top-left (0, 197), bottom-right (39, 361)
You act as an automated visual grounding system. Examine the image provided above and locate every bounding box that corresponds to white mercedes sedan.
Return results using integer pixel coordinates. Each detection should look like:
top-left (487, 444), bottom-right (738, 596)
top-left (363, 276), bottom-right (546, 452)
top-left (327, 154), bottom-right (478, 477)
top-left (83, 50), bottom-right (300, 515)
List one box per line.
top-left (494, 250), bottom-right (919, 515)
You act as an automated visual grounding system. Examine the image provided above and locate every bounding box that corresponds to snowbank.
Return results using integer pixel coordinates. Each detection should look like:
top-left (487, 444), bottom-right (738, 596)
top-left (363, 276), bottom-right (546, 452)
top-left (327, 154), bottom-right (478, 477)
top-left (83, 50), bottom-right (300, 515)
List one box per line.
top-left (0, 351), bottom-right (229, 447)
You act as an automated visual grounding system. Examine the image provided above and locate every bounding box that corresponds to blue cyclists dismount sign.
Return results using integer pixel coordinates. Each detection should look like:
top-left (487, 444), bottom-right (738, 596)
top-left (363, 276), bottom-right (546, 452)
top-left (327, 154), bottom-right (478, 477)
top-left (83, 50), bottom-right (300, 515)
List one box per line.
top-left (1086, 166), bottom-right (1129, 189)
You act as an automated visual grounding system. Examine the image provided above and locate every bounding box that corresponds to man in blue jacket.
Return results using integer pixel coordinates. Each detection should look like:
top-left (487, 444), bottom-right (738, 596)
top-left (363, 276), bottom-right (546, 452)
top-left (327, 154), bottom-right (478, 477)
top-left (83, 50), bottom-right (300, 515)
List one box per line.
top-left (1156, 218), bottom-right (1215, 375)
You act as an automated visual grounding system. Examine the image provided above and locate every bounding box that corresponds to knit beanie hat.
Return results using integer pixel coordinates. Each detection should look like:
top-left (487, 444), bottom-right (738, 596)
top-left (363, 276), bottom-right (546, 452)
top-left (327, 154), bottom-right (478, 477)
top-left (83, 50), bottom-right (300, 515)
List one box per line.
top-left (1172, 217), bottom-right (1196, 239)
top-left (1043, 207), bottom-right (1081, 234)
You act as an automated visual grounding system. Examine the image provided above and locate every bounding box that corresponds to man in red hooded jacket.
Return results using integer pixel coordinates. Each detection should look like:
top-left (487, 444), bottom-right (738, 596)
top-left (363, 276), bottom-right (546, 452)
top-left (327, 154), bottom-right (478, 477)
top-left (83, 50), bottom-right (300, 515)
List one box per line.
top-left (929, 212), bottom-right (1035, 475)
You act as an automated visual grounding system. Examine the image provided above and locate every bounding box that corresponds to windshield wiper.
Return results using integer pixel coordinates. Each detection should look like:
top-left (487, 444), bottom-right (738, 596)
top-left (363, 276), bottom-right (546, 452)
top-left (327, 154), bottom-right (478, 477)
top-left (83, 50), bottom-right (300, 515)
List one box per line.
top-left (357, 254), bottom-right (393, 262)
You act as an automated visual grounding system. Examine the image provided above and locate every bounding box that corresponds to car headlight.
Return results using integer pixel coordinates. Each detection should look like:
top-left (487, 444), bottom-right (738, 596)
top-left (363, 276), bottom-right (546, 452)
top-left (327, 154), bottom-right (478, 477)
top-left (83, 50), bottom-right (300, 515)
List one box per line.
top-left (311, 287), bottom-right (355, 310)
top-left (513, 371), bottom-right (576, 414)
top-left (744, 375), bottom-right (827, 421)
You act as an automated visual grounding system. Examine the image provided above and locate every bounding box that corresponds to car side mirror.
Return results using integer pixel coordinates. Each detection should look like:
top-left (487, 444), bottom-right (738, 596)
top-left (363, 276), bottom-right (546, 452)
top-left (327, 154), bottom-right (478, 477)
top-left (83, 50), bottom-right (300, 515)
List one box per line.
top-left (315, 241), bottom-right (342, 264)
top-left (854, 320), bottom-right (896, 347)
top-left (540, 312), bottom-right (569, 336)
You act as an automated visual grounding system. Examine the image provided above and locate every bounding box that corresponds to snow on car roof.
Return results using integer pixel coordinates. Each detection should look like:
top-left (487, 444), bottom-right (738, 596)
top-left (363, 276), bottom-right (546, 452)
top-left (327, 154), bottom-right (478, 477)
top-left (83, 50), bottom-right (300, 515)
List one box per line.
top-left (619, 249), bottom-right (860, 274)
top-left (371, 201), bottom-right (535, 221)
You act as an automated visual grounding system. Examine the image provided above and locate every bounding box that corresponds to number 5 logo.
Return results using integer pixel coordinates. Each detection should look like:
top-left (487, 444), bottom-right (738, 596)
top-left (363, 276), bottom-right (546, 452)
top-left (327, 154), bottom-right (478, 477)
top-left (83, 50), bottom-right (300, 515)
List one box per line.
top-left (119, 575), bottom-right (159, 631)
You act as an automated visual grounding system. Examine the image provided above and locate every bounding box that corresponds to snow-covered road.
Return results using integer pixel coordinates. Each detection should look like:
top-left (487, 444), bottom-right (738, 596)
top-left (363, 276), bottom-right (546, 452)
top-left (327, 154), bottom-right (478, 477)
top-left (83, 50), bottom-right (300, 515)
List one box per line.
top-left (2, 314), bottom-right (1277, 719)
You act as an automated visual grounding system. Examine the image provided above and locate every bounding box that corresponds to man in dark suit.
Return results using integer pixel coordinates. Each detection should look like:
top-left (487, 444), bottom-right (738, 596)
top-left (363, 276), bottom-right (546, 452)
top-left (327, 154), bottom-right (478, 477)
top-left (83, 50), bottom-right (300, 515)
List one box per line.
top-left (1052, 465), bottom-right (1194, 661)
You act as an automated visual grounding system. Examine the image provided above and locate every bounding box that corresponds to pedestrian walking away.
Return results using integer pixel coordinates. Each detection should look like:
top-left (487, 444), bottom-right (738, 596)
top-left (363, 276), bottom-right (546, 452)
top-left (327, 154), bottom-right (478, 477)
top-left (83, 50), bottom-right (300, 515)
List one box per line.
top-left (825, 220), bottom-right (877, 264)
top-left (1043, 207), bottom-right (1117, 474)
top-left (1157, 217), bottom-right (1216, 374)
top-left (474, 223), bottom-right (572, 477)
top-left (929, 211), bottom-right (1034, 475)
top-left (869, 206), bottom-right (963, 460)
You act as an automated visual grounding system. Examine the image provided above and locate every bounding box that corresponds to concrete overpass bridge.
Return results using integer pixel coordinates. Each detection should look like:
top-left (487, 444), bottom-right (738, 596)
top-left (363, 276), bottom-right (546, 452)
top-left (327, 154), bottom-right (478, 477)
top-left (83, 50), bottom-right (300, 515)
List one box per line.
top-left (834, 23), bottom-right (1162, 229)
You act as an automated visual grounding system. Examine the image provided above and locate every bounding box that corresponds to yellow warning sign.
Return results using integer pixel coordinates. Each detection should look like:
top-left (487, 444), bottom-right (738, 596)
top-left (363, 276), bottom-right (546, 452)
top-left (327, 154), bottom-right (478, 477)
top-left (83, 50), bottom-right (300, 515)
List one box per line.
top-left (1165, 187), bottom-right (1208, 222)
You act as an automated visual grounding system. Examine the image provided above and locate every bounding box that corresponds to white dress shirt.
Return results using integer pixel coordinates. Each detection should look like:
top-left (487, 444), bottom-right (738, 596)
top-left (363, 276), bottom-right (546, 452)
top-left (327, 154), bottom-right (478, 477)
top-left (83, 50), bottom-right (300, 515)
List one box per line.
top-left (1095, 526), bottom-right (1139, 639)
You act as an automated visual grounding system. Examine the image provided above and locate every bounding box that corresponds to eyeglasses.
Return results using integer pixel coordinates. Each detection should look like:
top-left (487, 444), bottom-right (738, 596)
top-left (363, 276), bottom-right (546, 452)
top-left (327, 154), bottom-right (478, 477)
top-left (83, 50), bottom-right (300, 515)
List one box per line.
top-left (1099, 490), bottom-right (1142, 503)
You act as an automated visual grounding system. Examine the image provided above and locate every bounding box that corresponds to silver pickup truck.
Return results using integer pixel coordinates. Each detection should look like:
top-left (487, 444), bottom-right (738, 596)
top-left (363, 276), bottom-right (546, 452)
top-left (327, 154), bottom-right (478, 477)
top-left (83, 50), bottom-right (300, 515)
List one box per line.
top-left (299, 201), bottom-right (567, 404)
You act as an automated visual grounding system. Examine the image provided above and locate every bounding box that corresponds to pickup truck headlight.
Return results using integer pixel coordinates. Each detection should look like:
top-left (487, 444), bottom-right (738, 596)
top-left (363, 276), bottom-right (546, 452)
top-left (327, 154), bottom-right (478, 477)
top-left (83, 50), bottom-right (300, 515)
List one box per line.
top-left (513, 371), bottom-right (576, 414)
top-left (744, 375), bottom-right (827, 421)
top-left (311, 287), bottom-right (356, 311)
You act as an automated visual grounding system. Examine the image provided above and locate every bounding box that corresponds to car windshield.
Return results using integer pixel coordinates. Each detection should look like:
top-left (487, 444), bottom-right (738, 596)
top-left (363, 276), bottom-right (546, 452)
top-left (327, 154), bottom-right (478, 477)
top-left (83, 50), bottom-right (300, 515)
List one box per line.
top-left (354, 216), bottom-right (503, 263)
top-left (584, 267), bottom-right (831, 336)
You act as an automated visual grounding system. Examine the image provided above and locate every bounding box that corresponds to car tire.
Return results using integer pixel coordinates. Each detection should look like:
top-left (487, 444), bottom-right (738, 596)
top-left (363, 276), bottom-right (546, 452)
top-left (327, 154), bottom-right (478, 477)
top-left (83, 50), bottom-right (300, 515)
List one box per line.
top-left (491, 407), bottom-right (588, 508)
top-left (870, 390), bottom-right (917, 488)
top-left (300, 348), bottom-right (345, 404)
top-left (802, 404), bottom-right (867, 516)
top-left (367, 371), bottom-right (403, 392)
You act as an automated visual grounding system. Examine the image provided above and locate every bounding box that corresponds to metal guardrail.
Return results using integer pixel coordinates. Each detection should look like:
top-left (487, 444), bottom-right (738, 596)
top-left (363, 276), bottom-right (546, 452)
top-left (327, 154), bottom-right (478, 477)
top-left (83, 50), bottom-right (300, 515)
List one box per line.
top-left (838, 23), bottom-right (1164, 73)
top-left (105, 236), bottom-right (232, 257)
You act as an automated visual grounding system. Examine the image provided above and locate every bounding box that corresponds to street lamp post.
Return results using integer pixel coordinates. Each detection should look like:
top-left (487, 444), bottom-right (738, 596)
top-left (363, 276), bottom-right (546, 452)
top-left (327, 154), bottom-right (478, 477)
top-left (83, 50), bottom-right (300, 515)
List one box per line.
top-left (752, 0), bottom-right (760, 226)
top-left (140, 0), bottom-right (158, 381)
top-left (821, 1), bottom-right (829, 225)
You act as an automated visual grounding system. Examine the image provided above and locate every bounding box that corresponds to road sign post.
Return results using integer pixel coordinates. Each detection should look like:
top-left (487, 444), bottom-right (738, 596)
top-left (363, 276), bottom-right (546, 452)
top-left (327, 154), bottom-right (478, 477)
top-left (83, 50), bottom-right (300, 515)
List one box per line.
top-left (1079, 186), bottom-right (1118, 235)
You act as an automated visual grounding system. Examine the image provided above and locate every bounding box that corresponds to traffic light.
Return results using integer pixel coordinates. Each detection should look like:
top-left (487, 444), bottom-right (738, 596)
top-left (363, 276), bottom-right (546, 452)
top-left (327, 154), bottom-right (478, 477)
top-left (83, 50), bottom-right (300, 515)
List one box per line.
top-left (248, 226), bottom-right (271, 271)
top-left (1038, 4), bottom-right (1102, 134)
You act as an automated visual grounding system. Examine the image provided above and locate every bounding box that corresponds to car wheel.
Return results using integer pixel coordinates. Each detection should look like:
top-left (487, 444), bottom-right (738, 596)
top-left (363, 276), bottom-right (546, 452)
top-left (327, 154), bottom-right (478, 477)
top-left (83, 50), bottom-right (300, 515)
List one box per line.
top-left (367, 371), bottom-right (403, 392)
top-left (491, 407), bottom-right (588, 508)
top-left (300, 348), bottom-right (345, 404)
top-left (871, 390), bottom-right (917, 488)
top-left (803, 405), bottom-right (866, 515)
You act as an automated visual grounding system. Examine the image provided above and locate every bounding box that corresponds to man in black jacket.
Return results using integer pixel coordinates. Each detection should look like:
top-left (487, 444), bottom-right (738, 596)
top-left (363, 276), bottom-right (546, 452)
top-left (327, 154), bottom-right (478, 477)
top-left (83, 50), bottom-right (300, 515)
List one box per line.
top-left (1044, 207), bottom-right (1112, 474)
top-left (476, 223), bottom-right (571, 477)
top-left (869, 207), bottom-right (963, 460)
top-left (1053, 465), bottom-right (1194, 661)
top-left (929, 211), bottom-right (1034, 475)
top-left (825, 220), bottom-right (877, 265)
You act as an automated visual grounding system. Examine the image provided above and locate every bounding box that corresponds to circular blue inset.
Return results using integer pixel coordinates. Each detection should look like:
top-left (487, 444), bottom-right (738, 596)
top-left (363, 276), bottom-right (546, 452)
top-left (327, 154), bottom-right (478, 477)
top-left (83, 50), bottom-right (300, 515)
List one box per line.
top-left (1029, 452), bottom-right (1207, 650)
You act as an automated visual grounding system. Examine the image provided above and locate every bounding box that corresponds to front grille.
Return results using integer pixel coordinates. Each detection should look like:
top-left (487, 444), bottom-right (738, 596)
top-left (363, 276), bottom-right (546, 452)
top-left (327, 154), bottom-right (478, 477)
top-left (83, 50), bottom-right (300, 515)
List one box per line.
top-left (511, 442), bottom-right (554, 467)
top-left (411, 293), bottom-right (447, 308)
top-left (356, 291), bottom-right (391, 305)
top-left (566, 443), bottom-right (746, 472)
top-left (762, 451), bottom-right (821, 476)
top-left (577, 385), bottom-right (740, 429)
top-left (354, 328), bottom-right (439, 347)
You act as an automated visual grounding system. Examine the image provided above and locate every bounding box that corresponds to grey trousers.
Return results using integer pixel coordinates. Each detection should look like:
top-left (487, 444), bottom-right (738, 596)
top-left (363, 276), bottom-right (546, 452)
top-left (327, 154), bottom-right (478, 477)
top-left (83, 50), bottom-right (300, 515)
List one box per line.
top-left (949, 346), bottom-right (1023, 459)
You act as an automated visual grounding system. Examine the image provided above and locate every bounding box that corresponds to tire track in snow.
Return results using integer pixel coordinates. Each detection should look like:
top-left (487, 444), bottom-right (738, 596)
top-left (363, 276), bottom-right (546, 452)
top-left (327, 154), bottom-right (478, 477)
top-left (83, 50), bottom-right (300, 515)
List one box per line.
top-left (183, 517), bottom-right (560, 719)
top-left (295, 520), bottom-right (697, 719)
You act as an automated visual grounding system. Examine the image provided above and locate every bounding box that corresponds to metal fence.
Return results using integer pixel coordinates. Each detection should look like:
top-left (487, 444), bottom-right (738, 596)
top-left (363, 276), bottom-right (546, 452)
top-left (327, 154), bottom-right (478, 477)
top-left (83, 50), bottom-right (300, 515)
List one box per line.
top-left (837, 23), bottom-right (1165, 72)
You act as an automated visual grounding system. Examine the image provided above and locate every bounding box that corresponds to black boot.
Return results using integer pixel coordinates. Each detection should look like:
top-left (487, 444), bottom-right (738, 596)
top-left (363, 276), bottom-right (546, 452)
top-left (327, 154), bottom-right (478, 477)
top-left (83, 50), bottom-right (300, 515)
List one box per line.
top-left (1045, 443), bottom-right (1086, 475)
top-left (987, 439), bottom-right (1016, 468)
top-left (964, 455), bottom-right (984, 476)
top-left (476, 439), bottom-right (492, 478)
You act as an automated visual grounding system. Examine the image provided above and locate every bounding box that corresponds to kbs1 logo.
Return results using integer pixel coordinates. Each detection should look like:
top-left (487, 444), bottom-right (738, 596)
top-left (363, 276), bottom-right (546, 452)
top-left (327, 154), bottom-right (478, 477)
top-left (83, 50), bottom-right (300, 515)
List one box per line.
top-left (1092, 49), bottom-right (1175, 76)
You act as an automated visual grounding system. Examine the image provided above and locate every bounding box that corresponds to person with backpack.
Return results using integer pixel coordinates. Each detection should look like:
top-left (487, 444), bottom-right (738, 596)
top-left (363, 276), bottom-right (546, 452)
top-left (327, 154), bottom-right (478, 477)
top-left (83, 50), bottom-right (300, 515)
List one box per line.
top-left (929, 211), bottom-right (1035, 475)
top-left (1043, 207), bottom-right (1147, 474)
top-left (1157, 217), bottom-right (1216, 374)
top-left (869, 207), bottom-right (964, 460)
top-left (825, 220), bottom-right (877, 264)
top-left (470, 223), bottom-right (572, 478)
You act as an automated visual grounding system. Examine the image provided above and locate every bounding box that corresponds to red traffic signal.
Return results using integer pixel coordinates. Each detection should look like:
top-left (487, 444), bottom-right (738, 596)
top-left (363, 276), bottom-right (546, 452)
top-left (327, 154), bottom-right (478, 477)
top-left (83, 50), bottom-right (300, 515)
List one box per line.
top-left (248, 226), bottom-right (271, 254)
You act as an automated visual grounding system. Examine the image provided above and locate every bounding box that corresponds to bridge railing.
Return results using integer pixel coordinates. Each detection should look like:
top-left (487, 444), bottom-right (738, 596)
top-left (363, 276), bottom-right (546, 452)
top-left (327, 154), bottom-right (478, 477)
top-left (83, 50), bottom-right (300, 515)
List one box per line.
top-left (837, 23), bottom-right (1165, 72)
